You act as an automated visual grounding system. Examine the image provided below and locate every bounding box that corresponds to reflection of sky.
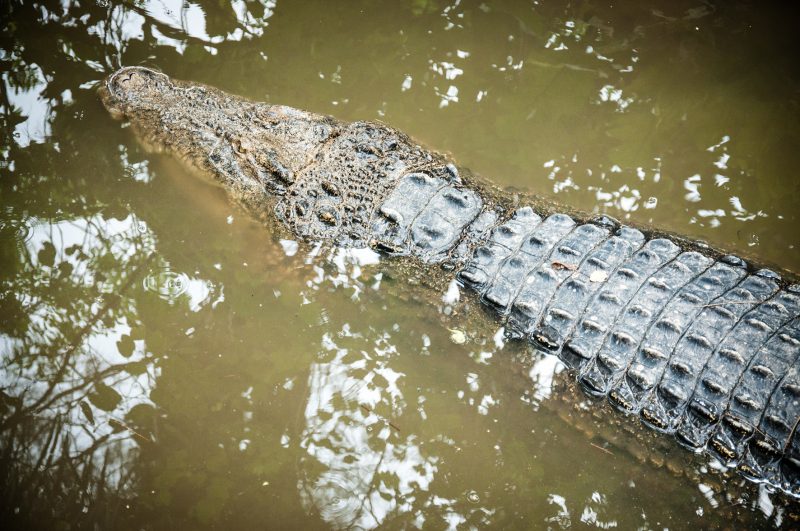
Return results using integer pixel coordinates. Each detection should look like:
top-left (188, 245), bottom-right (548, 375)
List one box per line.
top-left (3, 64), bottom-right (50, 147)
top-left (542, 134), bottom-right (770, 234)
top-left (146, 0), bottom-right (214, 42)
top-left (299, 327), bottom-right (438, 529)
top-left (295, 321), bottom-right (615, 528)
top-left (21, 213), bottom-right (218, 308)
top-left (25, 214), bottom-right (153, 271)
top-left (87, 4), bottom-right (145, 45)
top-left (0, 210), bottom-right (217, 495)
top-left (144, 0), bottom-right (275, 48)
top-left (278, 241), bottom-right (381, 303)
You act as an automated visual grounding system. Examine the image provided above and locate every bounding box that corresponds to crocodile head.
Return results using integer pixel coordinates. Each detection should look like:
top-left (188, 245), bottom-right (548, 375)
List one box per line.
top-left (99, 66), bottom-right (338, 198)
top-left (100, 67), bottom-right (447, 244)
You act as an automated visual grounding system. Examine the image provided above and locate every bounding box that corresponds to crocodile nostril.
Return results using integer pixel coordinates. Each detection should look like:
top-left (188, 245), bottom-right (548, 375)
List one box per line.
top-left (107, 67), bottom-right (167, 99)
top-left (100, 67), bottom-right (171, 117)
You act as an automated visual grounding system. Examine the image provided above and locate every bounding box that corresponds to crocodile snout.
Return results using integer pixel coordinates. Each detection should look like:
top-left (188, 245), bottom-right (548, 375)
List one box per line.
top-left (100, 66), bottom-right (170, 118)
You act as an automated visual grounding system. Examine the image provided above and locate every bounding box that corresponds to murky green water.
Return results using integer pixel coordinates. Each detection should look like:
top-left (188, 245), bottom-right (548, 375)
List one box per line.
top-left (2, 1), bottom-right (800, 529)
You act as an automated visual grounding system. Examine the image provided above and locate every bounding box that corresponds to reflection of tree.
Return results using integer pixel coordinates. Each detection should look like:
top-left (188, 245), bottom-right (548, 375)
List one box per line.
top-left (0, 214), bottom-right (160, 528)
top-left (297, 332), bottom-right (438, 529)
top-left (0, 3), bottom-right (162, 526)
top-left (294, 335), bottom-right (550, 529)
top-left (0, 2), bottom-right (291, 525)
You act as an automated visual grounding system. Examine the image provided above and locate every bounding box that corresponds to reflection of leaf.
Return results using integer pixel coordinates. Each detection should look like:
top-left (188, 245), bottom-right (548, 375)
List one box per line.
top-left (117, 333), bottom-right (135, 358)
top-left (38, 241), bottom-right (55, 267)
top-left (0, 293), bottom-right (29, 336)
top-left (56, 260), bottom-right (73, 277)
top-left (126, 403), bottom-right (156, 432)
top-left (80, 400), bottom-right (95, 425)
top-left (89, 382), bottom-right (122, 412)
top-left (202, 2), bottom-right (240, 38)
top-left (124, 360), bottom-right (148, 376)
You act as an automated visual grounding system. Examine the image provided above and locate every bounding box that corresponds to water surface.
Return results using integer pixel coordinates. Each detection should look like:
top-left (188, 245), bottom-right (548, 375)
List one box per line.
top-left (2, 0), bottom-right (800, 528)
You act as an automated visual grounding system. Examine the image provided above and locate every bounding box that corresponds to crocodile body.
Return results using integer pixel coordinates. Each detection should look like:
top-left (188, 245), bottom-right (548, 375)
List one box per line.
top-left (100, 66), bottom-right (800, 499)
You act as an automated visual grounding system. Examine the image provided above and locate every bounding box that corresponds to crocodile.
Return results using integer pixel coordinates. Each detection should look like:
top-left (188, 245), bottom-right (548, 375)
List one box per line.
top-left (100, 66), bottom-right (800, 500)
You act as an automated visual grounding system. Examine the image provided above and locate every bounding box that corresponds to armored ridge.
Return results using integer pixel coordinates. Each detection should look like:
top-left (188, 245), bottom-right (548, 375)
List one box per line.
top-left (369, 171), bottom-right (800, 499)
top-left (100, 67), bottom-right (800, 499)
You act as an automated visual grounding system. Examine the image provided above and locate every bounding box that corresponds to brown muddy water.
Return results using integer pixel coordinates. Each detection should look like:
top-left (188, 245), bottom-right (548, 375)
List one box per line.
top-left (2, 1), bottom-right (800, 529)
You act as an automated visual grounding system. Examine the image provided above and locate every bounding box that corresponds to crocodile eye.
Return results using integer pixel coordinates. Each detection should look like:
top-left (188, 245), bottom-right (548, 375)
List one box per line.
top-left (294, 200), bottom-right (310, 217)
top-left (315, 124), bottom-right (331, 141)
top-left (317, 206), bottom-right (339, 226)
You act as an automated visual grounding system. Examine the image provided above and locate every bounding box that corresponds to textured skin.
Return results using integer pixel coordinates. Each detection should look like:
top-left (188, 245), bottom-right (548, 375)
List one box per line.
top-left (101, 67), bottom-right (800, 499)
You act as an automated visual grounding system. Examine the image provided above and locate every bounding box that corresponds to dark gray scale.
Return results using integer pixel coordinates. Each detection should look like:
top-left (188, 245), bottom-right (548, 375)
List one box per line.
top-left (707, 300), bottom-right (798, 466)
top-left (579, 252), bottom-right (713, 398)
top-left (677, 291), bottom-right (800, 454)
top-left (370, 172), bottom-right (446, 253)
top-left (458, 207), bottom-right (541, 293)
top-left (639, 272), bottom-right (780, 433)
top-left (737, 367), bottom-right (800, 490)
top-left (784, 436), bottom-right (800, 498)
top-left (780, 400), bottom-right (800, 498)
top-left (783, 412), bottom-right (800, 497)
top-left (531, 227), bottom-right (645, 353)
top-left (408, 185), bottom-right (483, 262)
top-left (485, 214), bottom-right (586, 317)
top-left (504, 222), bottom-right (609, 333)
top-left (609, 261), bottom-right (747, 415)
top-left (732, 318), bottom-right (800, 484)
top-left (483, 214), bottom-right (592, 320)
top-left (560, 238), bottom-right (680, 372)
top-left (462, 214), bottom-right (575, 313)
top-left (209, 140), bottom-right (249, 188)
top-left (451, 210), bottom-right (499, 263)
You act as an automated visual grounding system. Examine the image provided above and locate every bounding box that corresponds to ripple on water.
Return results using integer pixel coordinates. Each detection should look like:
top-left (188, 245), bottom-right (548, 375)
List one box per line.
top-left (466, 490), bottom-right (481, 504)
top-left (311, 474), bottom-right (363, 526)
top-left (0, 215), bottom-right (32, 244)
top-left (142, 267), bottom-right (190, 302)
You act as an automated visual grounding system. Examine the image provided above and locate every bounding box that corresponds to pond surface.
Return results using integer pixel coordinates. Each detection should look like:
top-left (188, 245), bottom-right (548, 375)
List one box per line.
top-left (2, 1), bottom-right (800, 529)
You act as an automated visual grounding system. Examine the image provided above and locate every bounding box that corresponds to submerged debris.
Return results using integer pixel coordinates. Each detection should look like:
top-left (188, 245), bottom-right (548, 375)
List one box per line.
top-left (449, 328), bottom-right (467, 344)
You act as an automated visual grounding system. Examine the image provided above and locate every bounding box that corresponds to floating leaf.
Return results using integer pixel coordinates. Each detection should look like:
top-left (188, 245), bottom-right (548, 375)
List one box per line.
top-left (449, 328), bottom-right (467, 344)
top-left (551, 261), bottom-right (577, 271)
